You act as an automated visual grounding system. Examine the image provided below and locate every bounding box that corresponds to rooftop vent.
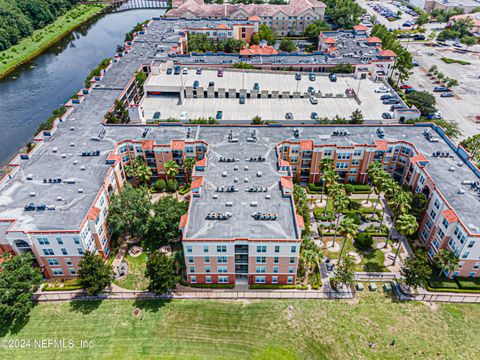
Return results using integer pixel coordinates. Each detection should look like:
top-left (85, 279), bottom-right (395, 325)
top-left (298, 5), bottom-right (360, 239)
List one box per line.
top-left (73, 160), bottom-right (79, 165)
top-left (458, 189), bottom-right (465, 194)
top-left (206, 211), bottom-right (232, 220)
top-left (56, 196), bottom-right (63, 201)
top-left (30, 192), bottom-right (36, 197)
top-left (26, 174), bottom-right (34, 180)
top-left (213, 194), bottom-right (218, 199)
top-left (70, 127), bottom-right (75, 131)
top-left (80, 166), bottom-right (86, 171)
top-left (70, 143), bottom-right (75, 147)
top-left (225, 201), bottom-right (233, 207)
top-left (252, 212), bottom-right (278, 221)
top-left (52, 147), bottom-right (58, 153)
top-left (250, 201), bottom-right (258, 207)
top-left (78, 188), bottom-right (84, 193)
top-left (61, 154), bottom-right (67, 158)
top-left (64, 178), bottom-right (76, 184)
top-left (293, 128), bottom-right (299, 138)
top-left (265, 194), bottom-right (271, 199)
top-left (449, 167), bottom-right (455, 172)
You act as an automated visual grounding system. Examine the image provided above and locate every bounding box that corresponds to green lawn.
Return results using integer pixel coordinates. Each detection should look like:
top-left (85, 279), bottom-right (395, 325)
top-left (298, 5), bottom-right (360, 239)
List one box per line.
top-left (113, 253), bottom-right (148, 290)
top-left (0, 4), bottom-right (106, 78)
top-left (2, 292), bottom-right (480, 359)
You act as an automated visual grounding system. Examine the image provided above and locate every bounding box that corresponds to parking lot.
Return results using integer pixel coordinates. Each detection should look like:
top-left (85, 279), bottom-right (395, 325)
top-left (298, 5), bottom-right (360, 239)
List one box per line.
top-left (141, 68), bottom-right (400, 122)
top-left (407, 43), bottom-right (480, 136)
top-left (358, 0), bottom-right (418, 30)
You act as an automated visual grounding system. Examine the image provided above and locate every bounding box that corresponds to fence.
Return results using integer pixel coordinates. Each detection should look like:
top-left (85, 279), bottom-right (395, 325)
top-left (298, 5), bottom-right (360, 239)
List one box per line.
top-left (34, 289), bottom-right (355, 302)
top-left (354, 272), bottom-right (398, 282)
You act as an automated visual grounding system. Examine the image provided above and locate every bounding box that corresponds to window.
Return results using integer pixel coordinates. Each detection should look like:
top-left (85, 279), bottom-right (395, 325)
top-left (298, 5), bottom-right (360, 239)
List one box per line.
top-left (473, 262), bottom-right (480, 270)
top-left (468, 240), bottom-right (475, 248)
top-left (442, 218), bottom-right (449, 229)
top-left (56, 237), bottom-right (63, 245)
top-left (433, 239), bottom-right (439, 249)
top-left (274, 256), bottom-right (279, 264)
top-left (273, 266), bottom-right (279, 273)
top-left (422, 229), bottom-right (428, 239)
top-left (274, 245), bottom-right (280, 253)
top-left (190, 266), bottom-right (195, 273)
top-left (291, 245), bottom-right (296, 254)
top-left (255, 276), bottom-right (266, 284)
top-left (191, 276), bottom-right (196, 284)
top-left (217, 245), bottom-right (227, 253)
top-left (256, 256), bottom-right (266, 263)
top-left (52, 268), bottom-right (64, 276)
top-left (257, 245), bottom-right (267, 253)
top-left (428, 248), bottom-right (434, 258)
top-left (188, 256), bottom-right (194, 263)
top-left (256, 266), bottom-right (266, 273)
top-left (337, 153), bottom-right (351, 160)
top-left (219, 276), bottom-right (228, 283)
top-left (77, 248), bottom-right (84, 255)
top-left (462, 252), bottom-right (469, 259)
top-left (61, 248), bottom-right (68, 255)
top-left (205, 256), bottom-right (210, 263)
top-left (69, 268), bottom-right (76, 275)
top-left (426, 219), bottom-right (432, 230)
top-left (205, 266), bottom-right (211, 273)
top-left (217, 256), bottom-right (228, 264)
top-left (351, 159), bottom-right (360, 166)
top-left (218, 266), bottom-right (228, 273)
top-left (434, 199), bottom-right (440, 210)
top-left (430, 210), bottom-right (436, 220)
top-left (65, 258), bottom-right (72, 266)
top-left (73, 237), bottom-right (80, 245)
top-left (287, 276), bottom-right (293, 284)
top-left (469, 272), bottom-right (475, 278)
top-left (204, 245), bottom-right (209, 253)
top-left (47, 258), bottom-right (59, 266)
top-left (437, 229), bottom-right (445, 240)
top-left (38, 238), bottom-right (49, 245)
top-left (272, 276), bottom-right (278, 284)
top-left (290, 257), bottom-right (295, 264)
top-left (206, 276), bottom-right (212, 283)
top-left (187, 245), bottom-right (192, 253)
top-left (43, 249), bottom-right (54, 256)
top-left (288, 266), bottom-right (294, 274)
top-left (353, 149), bottom-right (362, 157)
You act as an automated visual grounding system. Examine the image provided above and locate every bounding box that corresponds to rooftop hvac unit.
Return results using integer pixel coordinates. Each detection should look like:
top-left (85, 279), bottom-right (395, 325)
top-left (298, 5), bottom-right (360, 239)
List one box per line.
top-left (449, 167), bottom-right (455, 172)
top-left (70, 143), bottom-right (75, 147)
top-left (250, 202), bottom-right (258, 207)
top-left (244, 177), bottom-right (249, 183)
top-left (73, 160), bottom-right (79, 165)
top-left (78, 188), bottom-right (84, 193)
top-left (26, 174), bottom-right (34, 180)
top-left (265, 195), bottom-right (271, 199)
top-left (225, 202), bottom-right (233, 207)
top-left (458, 189), bottom-right (465, 194)
top-left (61, 154), bottom-right (67, 158)
top-left (244, 166), bottom-right (249, 171)
top-left (80, 166), bottom-right (86, 171)
top-left (213, 194), bottom-right (218, 199)
top-left (56, 196), bottom-right (63, 201)
top-left (257, 171), bottom-right (262, 177)
top-left (52, 147), bottom-right (58, 153)
top-left (30, 192), bottom-right (36, 197)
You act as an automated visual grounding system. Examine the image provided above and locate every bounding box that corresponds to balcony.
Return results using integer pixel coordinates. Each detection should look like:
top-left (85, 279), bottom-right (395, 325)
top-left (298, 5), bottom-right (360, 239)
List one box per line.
top-left (235, 254), bottom-right (248, 264)
top-left (234, 245), bottom-right (248, 254)
top-left (235, 265), bottom-right (248, 274)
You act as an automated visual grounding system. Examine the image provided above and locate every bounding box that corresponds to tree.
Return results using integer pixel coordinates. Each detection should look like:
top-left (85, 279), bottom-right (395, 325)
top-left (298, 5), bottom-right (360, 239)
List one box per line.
top-left (78, 251), bottom-right (114, 296)
top-left (415, 12), bottom-right (430, 27)
top-left (165, 160), bottom-right (180, 198)
top-left (366, 161), bottom-right (383, 203)
top-left (319, 158), bottom-right (334, 202)
top-left (253, 24), bottom-right (276, 45)
top-left (437, 29), bottom-right (459, 41)
top-left (145, 250), bottom-right (177, 293)
top-left (379, 177), bottom-right (399, 226)
top-left (372, 170), bottom-right (389, 218)
top-left (427, 30), bottom-right (437, 45)
top-left (338, 217), bottom-right (358, 260)
top-left (125, 157), bottom-right (152, 186)
top-left (433, 249), bottom-right (459, 277)
top-left (428, 64), bottom-right (437, 74)
top-left (293, 184), bottom-right (311, 235)
top-left (107, 184), bottom-right (152, 241)
top-left (323, 169), bottom-right (339, 216)
top-left (406, 91), bottom-right (436, 116)
top-left (393, 214), bottom-right (418, 265)
top-left (432, 119), bottom-right (462, 140)
top-left (324, 0), bottom-right (365, 29)
top-left (332, 190), bottom-right (349, 248)
top-left (451, 18), bottom-right (474, 37)
top-left (105, 100), bottom-right (130, 124)
top-left (251, 115), bottom-right (263, 125)
top-left (279, 39), bottom-right (296, 52)
top-left (385, 190), bottom-right (412, 247)
top-left (233, 62), bottom-right (255, 69)
top-left (460, 134), bottom-right (480, 163)
top-left (400, 255), bottom-right (432, 289)
top-left (144, 196), bottom-right (188, 250)
top-left (183, 157), bottom-right (197, 183)
top-left (355, 232), bottom-right (373, 251)
top-left (0, 253), bottom-right (42, 325)
top-left (332, 255), bottom-right (355, 288)
top-left (445, 78), bottom-right (459, 89)
top-left (461, 35), bottom-right (478, 50)
top-left (303, 20), bottom-right (331, 45)
top-left (349, 109), bottom-right (364, 124)
top-left (409, 192), bottom-right (428, 222)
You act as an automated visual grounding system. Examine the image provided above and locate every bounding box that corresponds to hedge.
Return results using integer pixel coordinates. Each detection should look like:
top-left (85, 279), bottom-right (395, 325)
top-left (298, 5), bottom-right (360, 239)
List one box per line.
top-left (43, 285), bottom-right (83, 291)
top-left (188, 283), bottom-right (235, 289)
top-left (178, 184), bottom-right (191, 195)
top-left (307, 183), bottom-right (371, 194)
top-left (249, 284), bottom-right (297, 289)
top-left (425, 285), bottom-right (480, 294)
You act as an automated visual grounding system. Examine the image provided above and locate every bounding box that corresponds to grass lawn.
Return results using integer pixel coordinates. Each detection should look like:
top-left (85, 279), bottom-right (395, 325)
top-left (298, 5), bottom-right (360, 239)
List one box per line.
top-left (113, 253), bottom-right (148, 290)
top-left (0, 4), bottom-right (106, 78)
top-left (2, 292), bottom-right (480, 359)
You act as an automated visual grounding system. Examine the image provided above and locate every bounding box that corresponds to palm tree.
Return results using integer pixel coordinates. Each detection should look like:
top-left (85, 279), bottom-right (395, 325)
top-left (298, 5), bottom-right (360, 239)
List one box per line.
top-left (125, 157), bottom-right (152, 186)
top-left (433, 249), bottom-right (459, 277)
top-left (372, 171), bottom-right (389, 219)
top-left (366, 161), bottom-right (383, 203)
top-left (164, 160), bottom-right (180, 198)
top-left (331, 191), bottom-right (348, 248)
top-left (384, 191), bottom-right (412, 248)
top-left (392, 214), bottom-right (418, 265)
top-left (323, 169), bottom-right (339, 216)
top-left (338, 217), bottom-right (358, 263)
top-left (319, 158), bottom-right (334, 202)
top-left (379, 177), bottom-right (399, 226)
top-left (183, 157), bottom-right (197, 183)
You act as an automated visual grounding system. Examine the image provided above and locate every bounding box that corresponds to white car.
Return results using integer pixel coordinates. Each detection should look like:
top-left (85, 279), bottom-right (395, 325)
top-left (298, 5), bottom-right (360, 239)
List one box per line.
top-left (310, 96), bottom-right (318, 104)
top-left (179, 112), bottom-right (189, 121)
top-left (375, 86), bottom-right (389, 93)
top-left (182, 67), bottom-right (188, 74)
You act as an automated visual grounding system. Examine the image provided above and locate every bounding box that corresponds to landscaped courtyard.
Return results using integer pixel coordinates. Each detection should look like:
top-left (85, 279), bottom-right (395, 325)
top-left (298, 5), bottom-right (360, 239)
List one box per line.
top-left (1, 292), bottom-right (480, 359)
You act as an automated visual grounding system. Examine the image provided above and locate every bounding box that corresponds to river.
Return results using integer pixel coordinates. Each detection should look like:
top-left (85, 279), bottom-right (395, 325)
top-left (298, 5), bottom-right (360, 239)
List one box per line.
top-left (0, 7), bottom-right (166, 166)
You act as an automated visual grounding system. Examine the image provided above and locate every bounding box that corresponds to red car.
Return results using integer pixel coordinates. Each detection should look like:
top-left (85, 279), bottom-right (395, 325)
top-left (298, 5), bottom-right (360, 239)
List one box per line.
top-left (400, 84), bottom-right (412, 90)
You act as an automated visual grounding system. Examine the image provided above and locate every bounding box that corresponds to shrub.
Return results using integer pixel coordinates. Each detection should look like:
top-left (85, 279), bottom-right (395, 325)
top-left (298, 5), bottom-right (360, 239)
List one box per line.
top-left (347, 200), bottom-right (361, 211)
top-left (344, 213), bottom-right (361, 226)
top-left (154, 179), bottom-right (166, 192)
top-left (351, 184), bottom-right (371, 193)
top-left (249, 284), bottom-right (297, 289)
top-left (178, 184), bottom-right (191, 195)
top-left (344, 184), bottom-right (354, 195)
top-left (307, 183), bottom-right (324, 194)
top-left (166, 179), bottom-right (178, 192)
top-left (188, 283), bottom-right (235, 289)
top-left (355, 232), bottom-right (373, 250)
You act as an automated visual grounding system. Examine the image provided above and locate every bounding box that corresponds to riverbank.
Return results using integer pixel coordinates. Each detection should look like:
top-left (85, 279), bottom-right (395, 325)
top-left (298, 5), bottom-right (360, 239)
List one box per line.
top-left (0, 4), bottom-right (107, 79)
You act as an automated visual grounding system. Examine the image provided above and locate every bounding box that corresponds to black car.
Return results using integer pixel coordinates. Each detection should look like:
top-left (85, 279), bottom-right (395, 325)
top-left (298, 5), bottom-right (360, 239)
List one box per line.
top-left (166, 68), bottom-right (173, 75)
top-left (383, 98), bottom-right (400, 104)
top-left (310, 112), bottom-right (319, 120)
top-left (380, 94), bottom-right (393, 100)
top-left (390, 104), bottom-right (403, 111)
top-left (329, 73), bottom-right (337, 82)
top-left (382, 112), bottom-right (392, 119)
top-left (295, 72), bottom-right (301, 81)
top-left (285, 112), bottom-right (294, 120)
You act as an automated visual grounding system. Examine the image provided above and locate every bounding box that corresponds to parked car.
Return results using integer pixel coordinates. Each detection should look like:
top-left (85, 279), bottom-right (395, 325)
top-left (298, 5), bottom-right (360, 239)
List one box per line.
top-left (382, 112), bottom-right (393, 119)
top-left (295, 72), bottom-right (301, 81)
top-left (179, 112), bottom-right (189, 121)
top-left (453, 42), bottom-right (463, 48)
top-left (310, 112), bottom-right (319, 120)
top-left (153, 111), bottom-right (161, 120)
top-left (166, 68), bottom-right (173, 75)
top-left (285, 112), bottom-right (294, 119)
top-left (405, 88), bottom-right (415, 94)
top-left (390, 104), bottom-right (403, 111)
top-left (400, 84), bottom-right (412, 89)
top-left (380, 94), bottom-right (394, 100)
top-left (412, 61), bottom-right (420, 66)
top-left (196, 68), bottom-right (202, 75)
top-left (174, 65), bottom-right (181, 75)
top-left (309, 72), bottom-right (316, 81)
top-left (208, 81), bottom-right (215, 87)
top-left (329, 73), bottom-right (337, 82)
top-left (374, 86), bottom-right (389, 93)
top-left (308, 86), bottom-right (315, 94)
top-left (310, 96), bottom-right (318, 104)
top-left (182, 67), bottom-right (188, 74)
top-left (239, 95), bottom-right (245, 104)
top-left (413, 34), bottom-right (426, 40)
top-left (217, 69), bottom-right (224, 77)
top-left (253, 83), bottom-right (260, 91)
top-left (216, 111), bottom-right (223, 120)
top-left (433, 86), bottom-right (450, 92)
top-left (440, 92), bottom-right (454, 98)
top-left (383, 98), bottom-right (400, 104)
top-left (193, 80), bottom-right (199, 89)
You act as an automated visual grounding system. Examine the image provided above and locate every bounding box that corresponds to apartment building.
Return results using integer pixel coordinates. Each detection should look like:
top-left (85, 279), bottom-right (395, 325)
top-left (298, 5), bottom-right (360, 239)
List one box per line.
top-left (167, 0), bottom-right (326, 36)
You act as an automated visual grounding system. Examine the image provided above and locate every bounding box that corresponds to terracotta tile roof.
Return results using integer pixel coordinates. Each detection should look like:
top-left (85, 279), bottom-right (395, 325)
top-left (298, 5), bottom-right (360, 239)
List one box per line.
top-left (379, 49), bottom-right (397, 57)
top-left (179, 213), bottom-right (188, 229)
top-left (322, 37), bottom-right (336, 44)
top-left (87, 207), bottom-right (101, 221)
top-left (196, 157), bottom-right (206, 167)
top-left (300, 140), bottom-right (313, 151)
top-left (374, 140), bottom-right (389, 151)
top-left (216, 24), bottom-right (229, 29)
top-left (239, 44), bottom-right (279, 55)
top-left (191, 176), bottom-right (204, 189)
top-left (354, 24), bottom-right (368, 31)
top-left (410, 153), bottom-right (427, 165)
top-left (142, 139), bottom-right (154, 150)
top-left (279, 159), bottom-right (290, 167)
top-left (280, 176), bottom-right (294, 190)
top-left (171, 140), bottom-right (185, 151)
top-left (106, 152), bottom-right (121, 162)
top-left (248, 15), bottom-right (260, 21)
top-left (442, 209), bottom-right (459, 224)
top-left (367, 36), bottom-right (382, 43)
top-left (296, 214), bottom-right (305, 229)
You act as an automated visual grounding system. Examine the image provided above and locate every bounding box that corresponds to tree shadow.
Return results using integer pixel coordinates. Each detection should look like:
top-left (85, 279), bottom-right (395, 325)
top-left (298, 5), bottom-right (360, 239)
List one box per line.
top-left (69, 298), bottom-right (103, 314)
top-left (132, 298), bottom-right (171, 314)
top-left (0, 313), bottom-right (32, 337)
